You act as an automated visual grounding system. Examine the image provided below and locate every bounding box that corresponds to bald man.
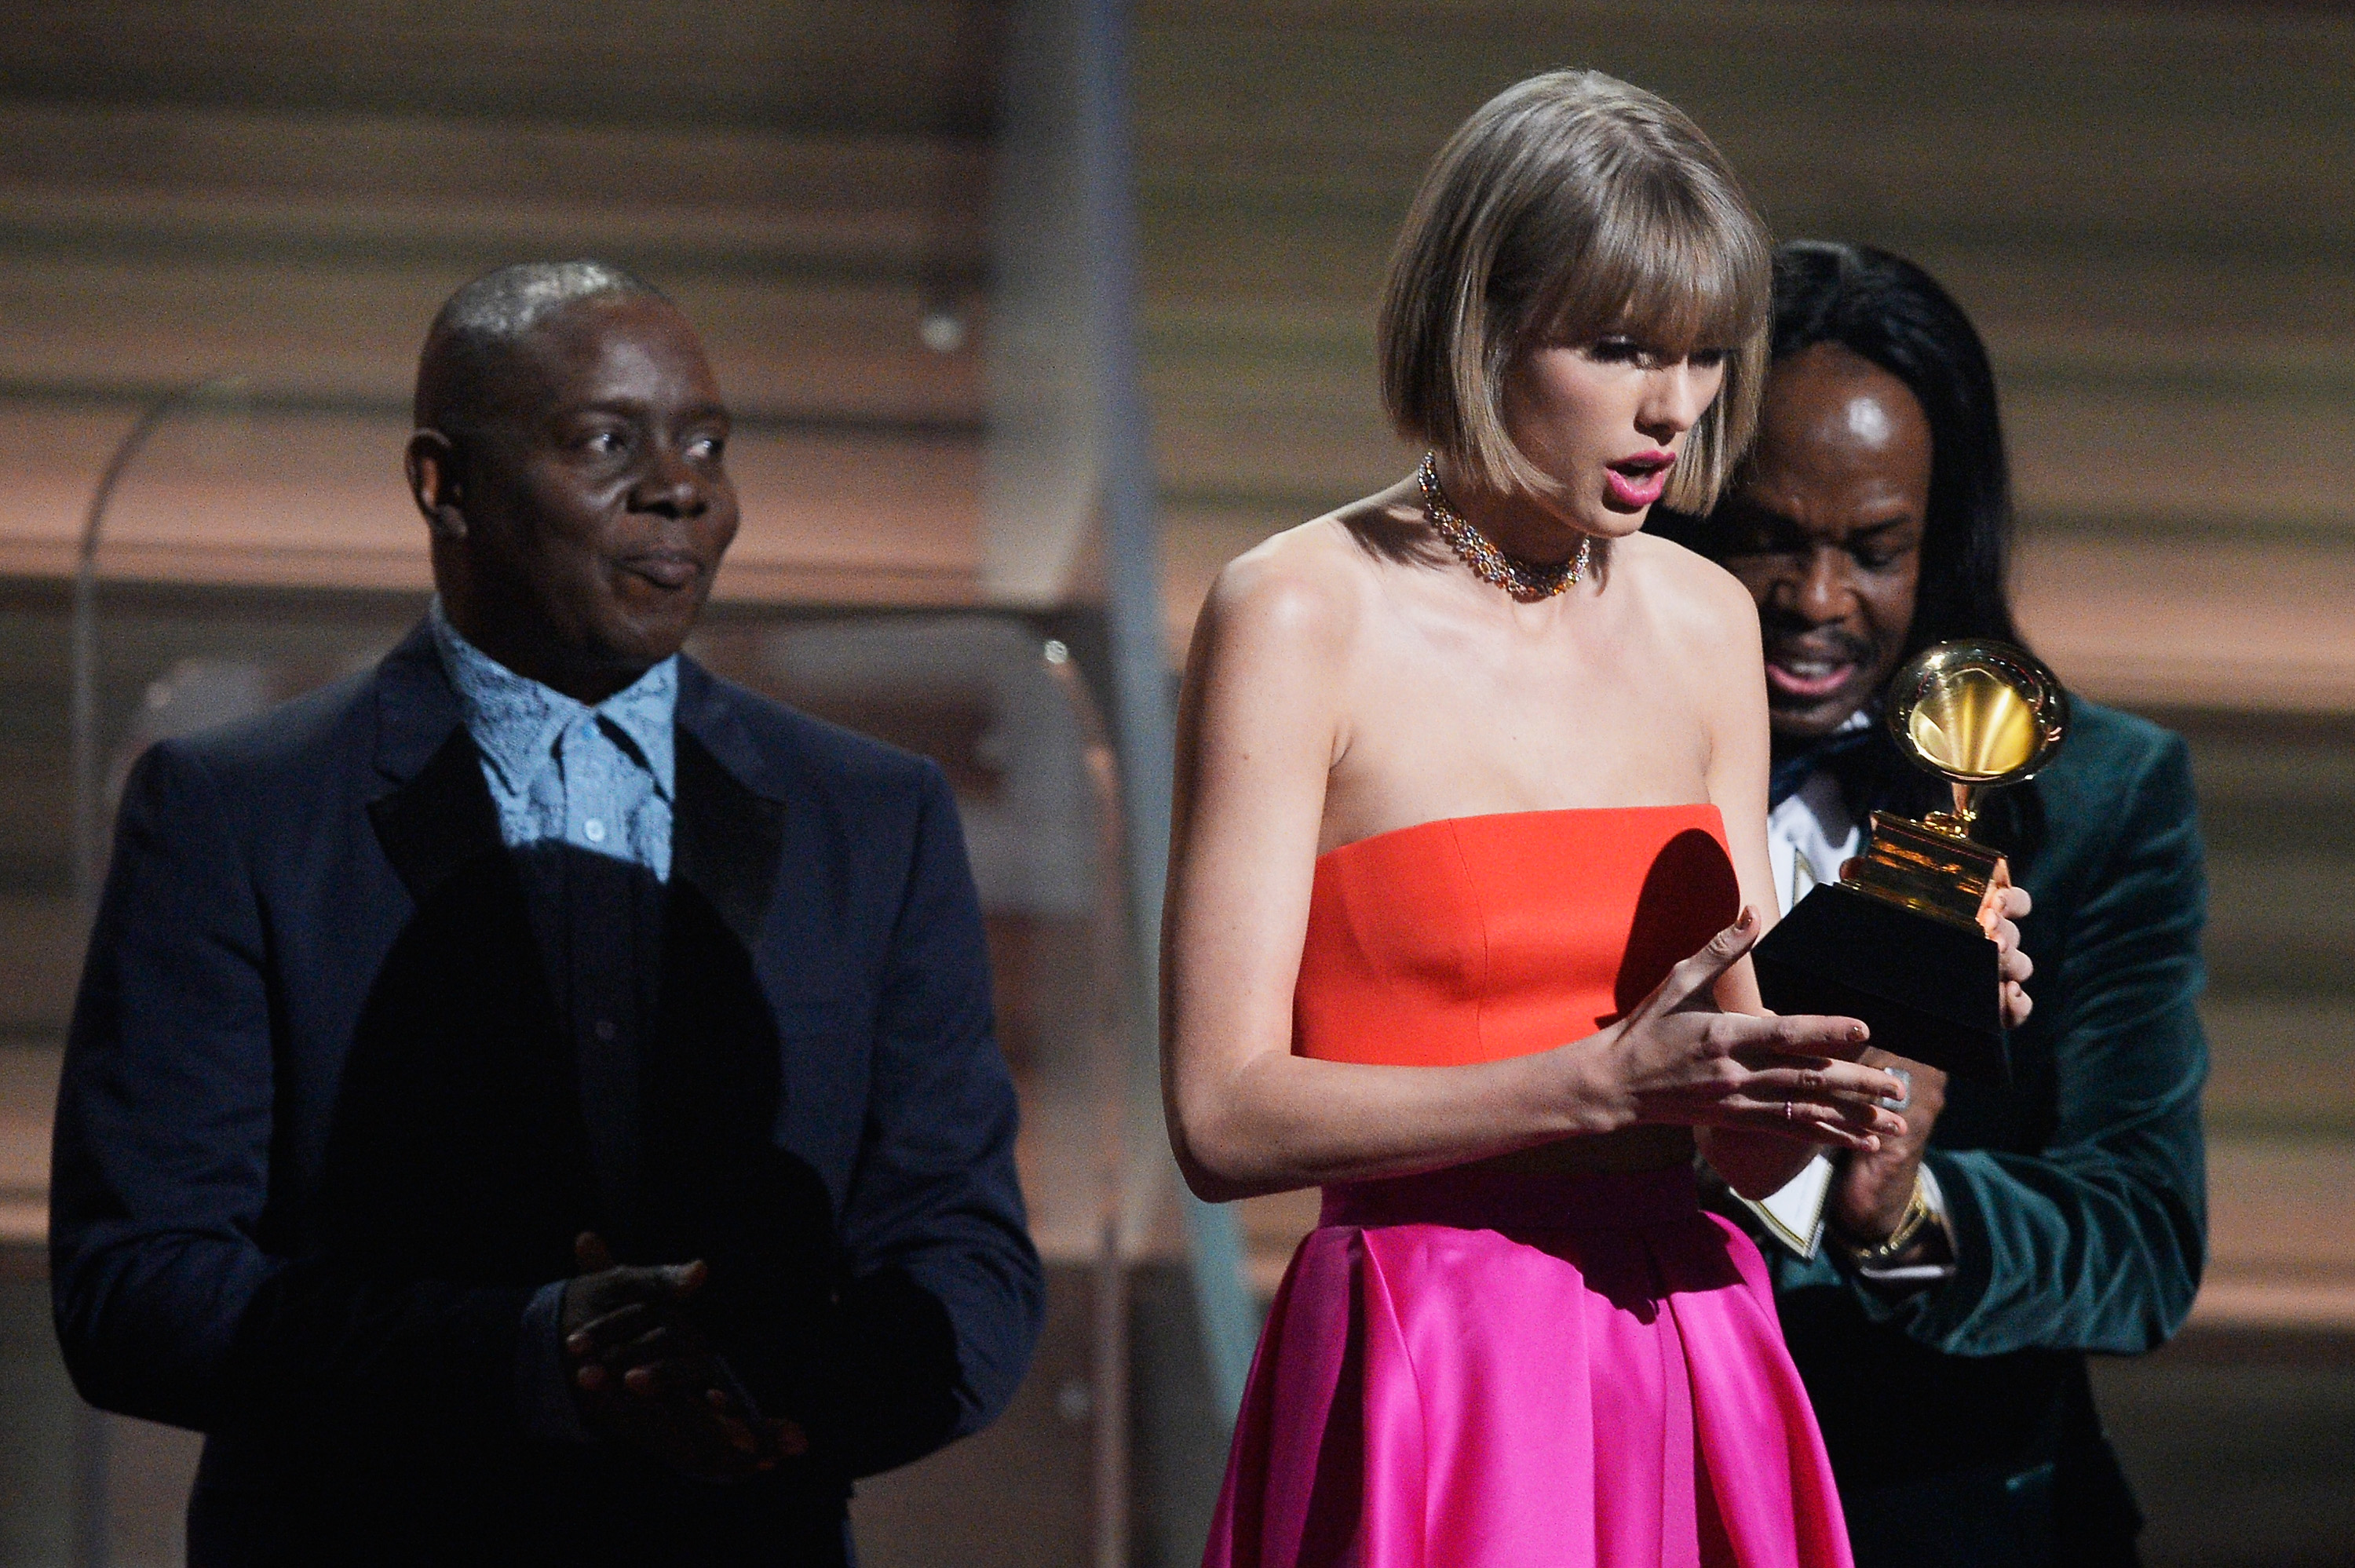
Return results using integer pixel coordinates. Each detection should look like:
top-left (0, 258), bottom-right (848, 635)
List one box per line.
top-left (51, 263), bottom-right (1042, 1565)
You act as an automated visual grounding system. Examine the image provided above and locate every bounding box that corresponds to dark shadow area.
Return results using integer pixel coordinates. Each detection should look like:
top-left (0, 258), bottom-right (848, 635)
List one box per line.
top-left (57, 718), bottom-right (962, 1562)
top-left (1611, 824), bottom-right (1741, 1022)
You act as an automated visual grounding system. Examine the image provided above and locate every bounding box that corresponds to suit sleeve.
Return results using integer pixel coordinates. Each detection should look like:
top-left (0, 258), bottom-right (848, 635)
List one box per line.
top-left (814, 762), bottom-right (1045, 1477)
top-left (1874, 732), bottom-right (2209, 1356)
top-left (49, 740), bottom-right (533, 1439)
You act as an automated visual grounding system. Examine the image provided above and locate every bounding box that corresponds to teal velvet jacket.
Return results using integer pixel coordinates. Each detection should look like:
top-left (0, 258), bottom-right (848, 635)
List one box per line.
top-left (1751, 700), bottom-right (2208, 1566)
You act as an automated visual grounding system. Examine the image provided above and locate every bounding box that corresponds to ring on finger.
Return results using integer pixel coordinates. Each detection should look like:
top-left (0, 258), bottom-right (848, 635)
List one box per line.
top-left (1879, 1065), bottom-right (1912, 1114)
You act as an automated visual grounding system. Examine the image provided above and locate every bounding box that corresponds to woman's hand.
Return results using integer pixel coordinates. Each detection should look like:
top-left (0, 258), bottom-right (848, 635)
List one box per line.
top-left (1578, 907), bottom-right (1908, 1152)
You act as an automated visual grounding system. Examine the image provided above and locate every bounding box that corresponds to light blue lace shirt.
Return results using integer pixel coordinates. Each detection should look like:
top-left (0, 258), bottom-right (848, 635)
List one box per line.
top-left (428, 598), bottom-right (676, 883)
top-left (427, 598), bottom-right (677, 1442)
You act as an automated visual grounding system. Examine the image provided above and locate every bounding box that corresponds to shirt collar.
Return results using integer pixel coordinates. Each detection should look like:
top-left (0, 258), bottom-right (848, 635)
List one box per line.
top-left (427, 599), bottom-right (677, 800)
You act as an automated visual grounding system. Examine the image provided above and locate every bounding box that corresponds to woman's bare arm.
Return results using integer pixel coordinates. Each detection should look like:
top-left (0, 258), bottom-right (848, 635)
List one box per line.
top-left (1683, 563), bottom-right (1841, 1198)
top-left (1160, 536), bottom-right (1904, 1203)
top-left (1160, 542), bottom-right (1600, 1200)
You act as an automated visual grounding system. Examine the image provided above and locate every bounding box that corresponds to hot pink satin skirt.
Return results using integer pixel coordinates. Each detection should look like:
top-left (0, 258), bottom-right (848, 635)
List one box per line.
top-left (1202, 1166), bottom-right (1853, 1568)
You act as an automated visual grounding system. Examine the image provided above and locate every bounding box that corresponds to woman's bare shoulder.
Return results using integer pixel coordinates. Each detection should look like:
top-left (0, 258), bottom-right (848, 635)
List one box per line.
top-left (1619, 529), bottom-right (1762, 662)
top-left (1197, 509), bottom-right (1388, 661)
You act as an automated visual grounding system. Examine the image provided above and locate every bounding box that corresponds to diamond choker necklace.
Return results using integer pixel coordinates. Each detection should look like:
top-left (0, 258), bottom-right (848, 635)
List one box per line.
top-left (1416, 453), bottom-right (1592, 601)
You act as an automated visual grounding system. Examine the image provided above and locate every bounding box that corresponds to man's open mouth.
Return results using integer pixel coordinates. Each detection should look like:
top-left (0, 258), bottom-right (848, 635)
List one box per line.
top-left (1765, 650), bottom-right (1862, 701)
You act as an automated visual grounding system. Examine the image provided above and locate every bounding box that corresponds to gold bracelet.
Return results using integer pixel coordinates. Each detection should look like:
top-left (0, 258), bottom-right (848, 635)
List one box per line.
top-left (1837, 1174), bottom-right (1936, 1269)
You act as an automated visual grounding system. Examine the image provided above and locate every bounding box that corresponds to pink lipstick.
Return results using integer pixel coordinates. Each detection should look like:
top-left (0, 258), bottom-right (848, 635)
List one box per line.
top-left (1604, 449), bottom-right (1676, 511)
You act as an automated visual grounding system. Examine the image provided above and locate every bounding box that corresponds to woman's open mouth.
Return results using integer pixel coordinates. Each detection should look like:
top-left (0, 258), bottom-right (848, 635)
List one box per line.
top-left (1604, 450), bottom-right (1675, 511)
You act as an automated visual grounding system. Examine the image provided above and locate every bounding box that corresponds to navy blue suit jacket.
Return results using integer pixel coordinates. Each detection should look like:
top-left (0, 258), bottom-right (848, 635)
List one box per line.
top-left (50, 624), bottom-right (1044, 1565)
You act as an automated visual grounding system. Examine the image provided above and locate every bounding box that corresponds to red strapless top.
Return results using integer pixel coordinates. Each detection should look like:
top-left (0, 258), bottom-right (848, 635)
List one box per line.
top-left (1293, 806), bottom-right (1739, 1067)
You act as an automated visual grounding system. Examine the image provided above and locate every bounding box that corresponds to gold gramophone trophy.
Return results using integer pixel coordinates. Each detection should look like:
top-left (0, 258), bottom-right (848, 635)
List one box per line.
top-left (1751, 640), bottom-right (2068, 1084)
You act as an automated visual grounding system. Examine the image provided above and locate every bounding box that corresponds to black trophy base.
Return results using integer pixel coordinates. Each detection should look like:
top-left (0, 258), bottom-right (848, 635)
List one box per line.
top-left (1751, 882), bottom-right (2009, 1085)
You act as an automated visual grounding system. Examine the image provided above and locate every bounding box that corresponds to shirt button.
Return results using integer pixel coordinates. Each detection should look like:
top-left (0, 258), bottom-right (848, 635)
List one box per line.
top-left (582, 818), bottom-right (606, 843)
top-left (593, 1019), bottom-right (617, 1043)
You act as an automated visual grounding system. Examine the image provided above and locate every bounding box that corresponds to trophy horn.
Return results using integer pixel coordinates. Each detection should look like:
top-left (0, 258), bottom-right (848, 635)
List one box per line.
top-left (1884, 640), bottom-right (2069, 833)
top-left (1751, 637), bottom-right (2070, 1085)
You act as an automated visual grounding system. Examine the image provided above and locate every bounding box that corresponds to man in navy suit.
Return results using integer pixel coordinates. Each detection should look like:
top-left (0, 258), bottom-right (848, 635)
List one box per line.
top-left (50, 261), bottom-right (1044, 1564)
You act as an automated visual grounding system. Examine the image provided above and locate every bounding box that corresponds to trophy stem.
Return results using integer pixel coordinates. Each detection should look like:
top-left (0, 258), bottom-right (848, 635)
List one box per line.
top-left (1919, 782), bottom-right (1980, 839)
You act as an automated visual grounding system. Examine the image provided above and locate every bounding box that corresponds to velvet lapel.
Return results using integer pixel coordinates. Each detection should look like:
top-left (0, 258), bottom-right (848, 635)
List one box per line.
top-left (367, 624), bottom-right (505, 898)
top-left (358, 624), bottom-right (615, 1233)
top-left (371, 639), bottom-right (790, 924)
top-left (670, 661), bottom-right (787, 948)
top-left (360, 640), bottom-right (794, 1254)
top-left (639, 664), bottom-right (791, 1265)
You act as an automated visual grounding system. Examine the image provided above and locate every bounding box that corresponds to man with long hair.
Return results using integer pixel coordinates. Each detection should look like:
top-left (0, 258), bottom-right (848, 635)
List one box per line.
top-left (1662, 241), bottom-right (2207, 1567)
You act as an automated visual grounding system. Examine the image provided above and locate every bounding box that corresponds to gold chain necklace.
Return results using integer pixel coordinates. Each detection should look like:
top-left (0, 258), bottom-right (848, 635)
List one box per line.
top-left (1415, 453), bottom-right (1591, 601)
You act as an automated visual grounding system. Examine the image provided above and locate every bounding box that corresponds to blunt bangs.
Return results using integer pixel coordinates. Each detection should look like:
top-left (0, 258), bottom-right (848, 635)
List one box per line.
top-left (1543, 173), bottom-right (1762, 360)
top-left (1380, 69), bottom-right (1772, 516)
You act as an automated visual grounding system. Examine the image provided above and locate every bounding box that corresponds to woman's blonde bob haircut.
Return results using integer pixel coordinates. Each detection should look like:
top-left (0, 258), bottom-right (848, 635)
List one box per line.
top-left (1380, 70), bottom-right (1772, 515)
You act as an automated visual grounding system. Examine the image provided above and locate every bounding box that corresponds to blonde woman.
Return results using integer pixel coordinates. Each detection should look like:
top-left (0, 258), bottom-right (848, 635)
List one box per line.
top-left (1164, 72), bottom-right (2031, 1566)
